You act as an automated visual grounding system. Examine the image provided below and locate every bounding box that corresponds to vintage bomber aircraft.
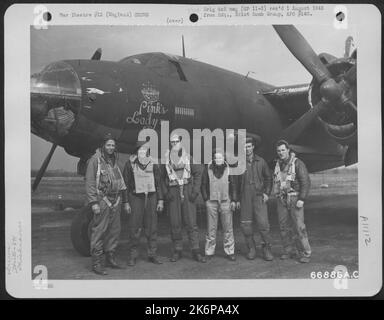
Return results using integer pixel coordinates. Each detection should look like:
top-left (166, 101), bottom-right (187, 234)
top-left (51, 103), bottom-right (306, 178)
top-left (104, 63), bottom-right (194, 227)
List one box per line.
top-left (31, 25), bottom-right (357, 255)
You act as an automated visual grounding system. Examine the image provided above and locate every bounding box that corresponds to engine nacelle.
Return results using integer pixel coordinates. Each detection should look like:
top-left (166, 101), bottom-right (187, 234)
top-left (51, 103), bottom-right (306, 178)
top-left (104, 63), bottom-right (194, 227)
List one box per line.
top-left (319, 122), bottom-right (356, 146)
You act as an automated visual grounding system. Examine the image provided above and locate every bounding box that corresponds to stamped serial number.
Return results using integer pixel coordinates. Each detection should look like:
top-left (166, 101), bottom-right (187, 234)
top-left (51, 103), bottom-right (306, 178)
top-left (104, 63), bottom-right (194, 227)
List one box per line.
top-left (310, 270), bottom-right (359, 279)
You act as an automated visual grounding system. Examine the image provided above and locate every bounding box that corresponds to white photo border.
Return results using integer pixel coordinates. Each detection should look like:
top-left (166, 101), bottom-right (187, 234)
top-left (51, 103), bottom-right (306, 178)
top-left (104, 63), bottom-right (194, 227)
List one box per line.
top-left (4, 3), bottom-right (382, 298)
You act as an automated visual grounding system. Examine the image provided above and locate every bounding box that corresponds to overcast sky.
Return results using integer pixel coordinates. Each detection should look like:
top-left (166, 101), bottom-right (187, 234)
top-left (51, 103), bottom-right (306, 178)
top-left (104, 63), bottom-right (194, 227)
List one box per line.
top-left (31, 25), bottom-right (356, 171)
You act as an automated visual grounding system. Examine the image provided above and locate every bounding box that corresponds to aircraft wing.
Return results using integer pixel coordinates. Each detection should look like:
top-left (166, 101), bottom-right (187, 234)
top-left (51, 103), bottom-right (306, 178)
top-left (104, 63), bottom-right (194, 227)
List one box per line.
top-left (262, 83), bottom-right (310, 125)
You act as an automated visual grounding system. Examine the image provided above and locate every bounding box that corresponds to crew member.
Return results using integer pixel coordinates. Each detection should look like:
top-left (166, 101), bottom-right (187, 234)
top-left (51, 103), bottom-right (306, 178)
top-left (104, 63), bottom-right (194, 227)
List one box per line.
top-left (123, 141), bottom-right (164, 266)
top-left (239, 136), bottom-right (274, 261)
top-left (163, 134), bottom-right (206, 263)
top-left (85, 133), bottom-right (130, 275)
top-left (201, 150), bottom-right (238, 261)
top-left (273, 140), bottom-right (311, 263)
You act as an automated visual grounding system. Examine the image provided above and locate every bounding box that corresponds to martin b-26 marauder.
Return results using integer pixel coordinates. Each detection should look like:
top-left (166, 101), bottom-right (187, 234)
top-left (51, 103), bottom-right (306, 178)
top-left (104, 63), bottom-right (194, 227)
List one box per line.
top-left (31, 25), bottom-right (357, 255)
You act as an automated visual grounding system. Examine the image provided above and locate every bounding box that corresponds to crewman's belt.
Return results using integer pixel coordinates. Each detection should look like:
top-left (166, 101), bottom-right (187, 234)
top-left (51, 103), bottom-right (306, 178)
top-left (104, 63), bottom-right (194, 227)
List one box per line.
top-left (102, 195), bottom-right (121, 208)
top-left (133, 191), bottom-right (156, 195)
top-left (169, 180), bottom-right (190, 187)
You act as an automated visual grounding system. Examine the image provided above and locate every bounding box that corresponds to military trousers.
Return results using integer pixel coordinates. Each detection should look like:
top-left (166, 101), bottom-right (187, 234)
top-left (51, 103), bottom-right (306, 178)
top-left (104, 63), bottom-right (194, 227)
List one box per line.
top-left (90, 198), bottom-right (121, 257)
top-left (240, 184), bottom-right (272, 248)
top-left (128, 192), bottom-right (158, 258)
top-left (167, 183), bottom-right (200, 252)
top-left (205, 199), bottom-right (235, 256)
top-left (277, 196), bottom-right (311, 258)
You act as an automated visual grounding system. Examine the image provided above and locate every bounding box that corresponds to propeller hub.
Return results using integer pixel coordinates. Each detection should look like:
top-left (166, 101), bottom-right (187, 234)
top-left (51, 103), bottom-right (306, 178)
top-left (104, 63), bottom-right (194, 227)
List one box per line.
top-left (309, 58), bottom-right (356, 126)
top-left (319, 78), bottom-right (343, 102)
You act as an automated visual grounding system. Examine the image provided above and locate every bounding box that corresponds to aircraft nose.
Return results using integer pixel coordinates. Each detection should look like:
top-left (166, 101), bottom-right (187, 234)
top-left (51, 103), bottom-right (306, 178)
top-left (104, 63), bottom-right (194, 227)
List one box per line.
top-left (31, 61), bottom-right (82, 139)
top-left (30, 75), bottom-right (48, 121)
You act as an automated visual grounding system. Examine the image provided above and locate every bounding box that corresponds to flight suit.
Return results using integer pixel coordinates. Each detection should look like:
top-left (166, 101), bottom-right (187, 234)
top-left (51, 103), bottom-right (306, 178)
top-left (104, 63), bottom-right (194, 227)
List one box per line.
top-left (163, 150), bottom-right (203, 255)
top-left (85, 150), bottom-right (128, 269)
top-left (273, 153), bottom-right (311, 258)
top-left (123, 156), bottom-right (164, 260)
top-left (238, 154), bottom-right (273, 257)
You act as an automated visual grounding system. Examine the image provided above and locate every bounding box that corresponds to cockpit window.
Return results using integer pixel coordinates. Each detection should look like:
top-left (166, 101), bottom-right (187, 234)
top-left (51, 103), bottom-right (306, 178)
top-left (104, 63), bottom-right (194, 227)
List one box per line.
top-left (120, 54), bottom-right (152, 66)
top-left (127, 57), bottom-right (142, 64)
top-left (146, 55), bottom-right (179, 79)
top-left (120, 53), bottom-right (187, 81)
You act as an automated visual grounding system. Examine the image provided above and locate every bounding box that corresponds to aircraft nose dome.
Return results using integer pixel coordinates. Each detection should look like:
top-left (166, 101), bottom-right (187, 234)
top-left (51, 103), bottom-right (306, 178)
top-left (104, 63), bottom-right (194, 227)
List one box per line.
top-left (31, 61), bottom-right (82, 140)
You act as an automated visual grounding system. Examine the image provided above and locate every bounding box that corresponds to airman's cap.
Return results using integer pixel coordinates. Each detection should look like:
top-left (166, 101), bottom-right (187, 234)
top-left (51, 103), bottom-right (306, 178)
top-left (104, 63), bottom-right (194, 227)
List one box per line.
top-left (102, 132), bottom-right (116, 144)
top-left (246, 134), bottom-right (261, 148)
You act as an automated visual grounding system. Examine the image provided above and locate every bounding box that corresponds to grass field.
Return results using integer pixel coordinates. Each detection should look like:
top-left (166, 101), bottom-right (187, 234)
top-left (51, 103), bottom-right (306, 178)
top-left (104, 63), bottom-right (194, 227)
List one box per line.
top-left (31, 169), bottom-right (358, 280)
top-left (31, 170), bottom-right (358, 210)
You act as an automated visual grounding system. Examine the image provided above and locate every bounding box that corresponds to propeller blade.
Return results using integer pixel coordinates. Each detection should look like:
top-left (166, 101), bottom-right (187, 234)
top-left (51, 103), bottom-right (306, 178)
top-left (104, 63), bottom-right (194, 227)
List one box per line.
top-left (91, 48), bottom-right (102, 60)
top-left (344, 99), bottom-right (357, 113)
top-left (182, 35), bottom-right (186, 58)
top-left (32, 143), bottom-right (57, 192)
top-left (343, 100), bottom-right (357, 126)
top-left (280, 100), bottom-right (326, 143)
top-left (344, 144), bottom-right (357, 166)
top-left (344, 36), bottom-right (355, 58)
top-left (273, 25), bottom-right (332, 83)
top-left (345, 64), bottom-right (356, 85)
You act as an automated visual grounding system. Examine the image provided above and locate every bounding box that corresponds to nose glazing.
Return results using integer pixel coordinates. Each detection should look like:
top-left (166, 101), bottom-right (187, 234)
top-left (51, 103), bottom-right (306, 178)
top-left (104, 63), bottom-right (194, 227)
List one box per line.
top-left (31, 61), bottom-right (82, 139)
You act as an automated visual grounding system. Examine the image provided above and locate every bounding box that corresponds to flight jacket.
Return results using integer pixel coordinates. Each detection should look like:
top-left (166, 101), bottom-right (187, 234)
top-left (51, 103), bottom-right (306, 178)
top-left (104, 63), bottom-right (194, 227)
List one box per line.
top-left (272, 156), bottom-right (311, 201)
top-left (238, 153), bottom-right (273, 197)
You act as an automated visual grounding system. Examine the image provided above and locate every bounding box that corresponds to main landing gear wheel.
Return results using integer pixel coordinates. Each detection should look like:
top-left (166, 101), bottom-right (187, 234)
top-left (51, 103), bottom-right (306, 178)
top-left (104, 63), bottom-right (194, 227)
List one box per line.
top-left (70, 205), bottom-right (93, 257)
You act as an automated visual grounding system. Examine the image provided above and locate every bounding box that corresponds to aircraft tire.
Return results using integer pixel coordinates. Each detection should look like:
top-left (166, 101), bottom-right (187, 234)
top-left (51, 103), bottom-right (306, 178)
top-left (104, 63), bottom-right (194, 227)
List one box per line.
top-left (70, 206), bottom-right (92, 257)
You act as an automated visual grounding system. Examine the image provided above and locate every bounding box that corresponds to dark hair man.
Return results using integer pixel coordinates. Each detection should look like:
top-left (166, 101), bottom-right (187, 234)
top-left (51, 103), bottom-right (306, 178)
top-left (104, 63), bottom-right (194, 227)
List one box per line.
top-left (238, 135), bottom-right (274, 261)
top-left (122, 141), bottom-right (165, 266)
top-left (85, 133), bottom-right (130, 275)
top-left (273, 140), bottom-right (311, 263)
